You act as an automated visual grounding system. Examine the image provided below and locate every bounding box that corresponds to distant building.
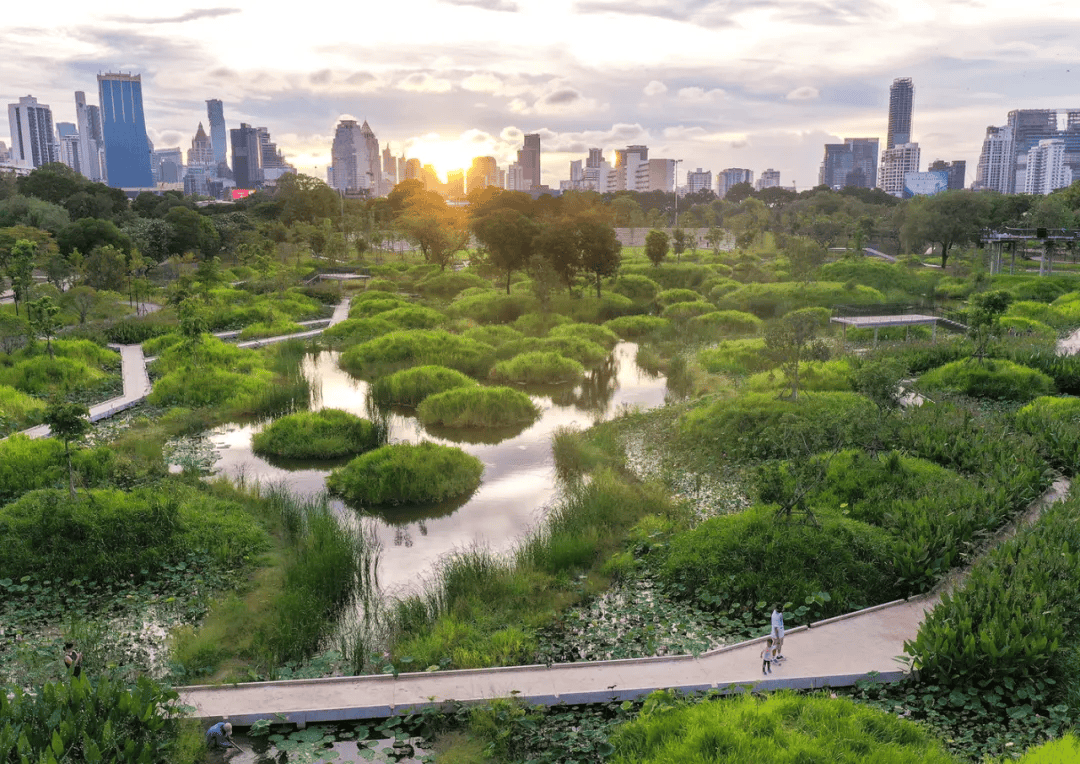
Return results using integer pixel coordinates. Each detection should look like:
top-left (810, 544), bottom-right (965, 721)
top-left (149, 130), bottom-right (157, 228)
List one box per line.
top-left (1024, 139), bottom-right (1072, 195)
top-left (517, 134), bottom-right (541, 189)
top-left (560, 158), bottom-right (584, 192)
top-left (586, 148), bottom-right (604, 168)
top-left (330, 119), bottom-right (381, 195)
top-left (446, 169), bottom-right (465, 198)
top-left (879, 142), bottom-right (921, 197)
top-left (974, 125), bottom-right (1013, 192)
top-left (404, 157), bottom-right (421, 181)
top-left (0, 141), bottom-right (10, 164)
top-left (382, 145), bottom-right (398, 188)
top-left (152, 147), bottom-right (184, 184)
top-left (206, 99), bottom-right (227, 167)
top-left (56, 122), bottom-right (82, 175)
top-left (505, 162), bottom-right (525, 191)
top-left (1005, 109), bottom-right (1080, 193)
top-left (927, 159), bottom-right (966, 191)
top-left (645, 158), bottom-right (675, 193)
top-left (686, 167), bottom-right (712, 194)
top-left (74, 91), bottom-right (105, 182)
top-left (819, 138), bottom-right (878, 189)
top-left (187, 122), bottom-right (214, 166)
top-left (8, 95), bottom-right (58, 169)
top-left (887, 77), bottom-right (914, 150)
top-left (256, 127), bottom-right (294, 183)
top-left (903, 170), bottom-right (948, 198)
top-left (467, 156), bottom-right (499, 194)
top-left (97, 73), bottom-right (154, 188)
top-left (717, 168), bottom-right (753, 198)
top-left (755, 168), bottom-right (781, 191)
top-left (230, 123), bottom-right (263, 190)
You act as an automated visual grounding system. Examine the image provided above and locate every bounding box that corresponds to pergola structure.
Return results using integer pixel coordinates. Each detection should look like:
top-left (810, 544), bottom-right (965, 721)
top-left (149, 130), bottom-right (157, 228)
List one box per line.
top-left (831, 313), bottom-right (940, 344)
top-left (980, 228), bottom-right (1080, 276)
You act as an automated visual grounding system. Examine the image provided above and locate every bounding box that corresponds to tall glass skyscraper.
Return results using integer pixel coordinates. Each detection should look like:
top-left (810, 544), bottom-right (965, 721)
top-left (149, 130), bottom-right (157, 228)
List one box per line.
top-left (206, 99), bottom-right (227, 166)
top-left (97, 73), bottom-right (153, 188)
top-left (887, 78), bottom-right (914, 150)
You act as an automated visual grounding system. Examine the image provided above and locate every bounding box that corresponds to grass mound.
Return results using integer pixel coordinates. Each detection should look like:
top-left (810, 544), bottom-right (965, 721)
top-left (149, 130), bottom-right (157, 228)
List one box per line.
top-left (463, 324), bottom-right (524, 348)
top-left (416, 386), bottom-right (539, 428)
top-left (490, 351), bottom-right (584, 384)
top-left (918, 359), bottom-right (1054, 402)
top-left (548, 322), bottom-right (620, 349)
top-left (689, 310), bottom-right (762, 335)
top-left (370, 365), bottom-right (477, 406)
top-left (603, 315), bottom-right (670, 339)
top-left (338, 330), bottom-right (495, 378)
top-left (326, 442), bottom-right (484, 506)
top-left (252, 408), bottom-right (382, 459)
top-left (376, 305), bottom-right (445, 330)
top-left (320, 317), bottom-right (396, 346)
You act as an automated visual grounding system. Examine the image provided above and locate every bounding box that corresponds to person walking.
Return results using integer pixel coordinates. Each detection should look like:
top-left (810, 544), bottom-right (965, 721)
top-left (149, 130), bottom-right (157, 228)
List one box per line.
top-left (771, 604), bottom-right (786, 661)
top-left (761, 637), bottom-right (774, 675)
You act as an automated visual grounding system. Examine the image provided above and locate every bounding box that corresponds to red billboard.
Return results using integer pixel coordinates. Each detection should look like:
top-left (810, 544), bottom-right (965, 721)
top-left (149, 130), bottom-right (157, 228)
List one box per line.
top-left (231, 188), bottom-right (255, 200)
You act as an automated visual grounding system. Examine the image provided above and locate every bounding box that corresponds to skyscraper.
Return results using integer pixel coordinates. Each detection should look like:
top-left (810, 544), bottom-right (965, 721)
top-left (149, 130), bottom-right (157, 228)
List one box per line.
top-left (687, 168), bottom-right (712, 194)
top-left (56, 122), bottom-right (82, 175)
top-left (206, 99), bottom-right (227, 167)
top-left (879, 143), bottom-right (921, 197)
top-left (74, 91), bottom-right (105, 181)
top-left (717, 168), bottom-right (753, 198)
top-left (8, 95), bottom-right (58, 169)
top-left (1024, 139), bottom-right (1072, 195)
top-left (756, 168), bottom-right (781, 191)
top-left (1005, 109), bottom-right (1080, 194)
top-left (97, 73), bottom-right (154, 188)
top-left (974, 125), bottom-right (1013, 193)
top-left (887, 78), bottom-right (914, 150)
top-left (230, 123), bottom-right (263, 189)
top-left (187, 123), bottom-right (214, 166)
top-left (928, 159), bottom-right (966, 191)
top-left (517, 134), bottom-right (541, 189)
top-left (467, 156), bottom-right (499, 194)
top-left (330, 119), bottom-right (382, 194)
top-left (819, 138), bottom-right (879, 189)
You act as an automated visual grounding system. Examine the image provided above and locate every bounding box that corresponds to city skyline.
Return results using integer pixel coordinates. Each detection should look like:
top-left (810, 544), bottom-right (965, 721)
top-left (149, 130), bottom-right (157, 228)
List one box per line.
top-left (3, 0), bottom-right (1079, 190)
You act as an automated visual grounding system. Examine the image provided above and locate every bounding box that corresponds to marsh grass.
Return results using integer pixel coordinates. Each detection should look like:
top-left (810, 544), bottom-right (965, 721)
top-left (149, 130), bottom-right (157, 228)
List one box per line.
top-left (252, 408), bottom-right (382, 459)
top-left (416, 386), bottom-right (539, 428)
top-left (370, 365), bottom-right (477, 407)
top-left (327, 442), bottom-right (484, 507)
top-left (490, 351), bottom-right (584, 385)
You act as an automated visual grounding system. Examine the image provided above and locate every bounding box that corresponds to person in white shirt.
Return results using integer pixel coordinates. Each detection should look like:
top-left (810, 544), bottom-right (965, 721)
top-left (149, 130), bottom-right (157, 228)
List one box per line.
top-left (771, 604), bottom-right (786, 660)
top-left (761, 637), bottom-right (774, 674)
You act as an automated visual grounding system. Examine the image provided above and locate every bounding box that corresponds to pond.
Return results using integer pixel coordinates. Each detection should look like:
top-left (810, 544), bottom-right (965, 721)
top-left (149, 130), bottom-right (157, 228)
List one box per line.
top-left (202, 342), bottom-right (668, 595)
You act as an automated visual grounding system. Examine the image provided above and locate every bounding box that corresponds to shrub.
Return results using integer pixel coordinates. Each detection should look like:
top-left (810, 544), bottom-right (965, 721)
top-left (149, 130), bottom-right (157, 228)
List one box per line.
top-left (998, 315), bottom-right (1057, 341)
top-left (818, 258), bottom-right (934, 297)
top-left (745, 359), bottom-right (853, 393)
top-left (688, 310), bottom-right (761, 335)
top-left (141, 332), bottom-right (183, 356)
top-left (451, 291), bottom-right (538, 324)
top-left (717, 281), bottom-right (885, 318)
top-left (370, 365), bottom-right (477, 406)
top-left (707, 278), bottom-right (743, 302)
top-left (376, 305), bottom-right (445, 329)
top-left (662, 300), bottom-right (715, 321)
top-left (0, 355), bottom-right (108, 395)
top-left (603, 315), bottom-right (671, 339)
top-left (550, 292), bottom-right (636, 323)
top-left (918, 359), bottom-right (1054, 401)
top-left (656, 288), bottom-right (703, 307)
top-left (338, 329), bottom-right (495, 378)
top-left (463, 324), bottom-right (524, 348)
top-left (349, 297), bottom-right (411, 318)
top-left (252, 408), bottom-right (382, 459)
top-left (490, 351), bottom-right (584, 384)
top-left (353, 289), bottom-right (401, 303)
top-left (320, 316), bottom-right (396, 346)
top-left (697, 338), bottom-right (773, 375)
top-left (1016, 395), bottom-right (1080, 471)
top-left (533, 336), bottom-right (608, 366)
top-left (149, 365), bottom-right (274, 407)
top-left (611, 274), bottom-right (660, 302)
top-left (365, 277), bottom-right (398, 292)
top-left (661, 504), bottom-right (900, 619)
top-left (238, 318), bottom-right (303, 340)
top-left (610, 691), bottom-right (959, 764)
top-left (417, 270), bottom-right (491, 299)
top-left (513, 312), bottom-right (572, 336)
top-left (620, 262), bottom-right (712, 290)
top-left (327, 442), bottom-right (484, 506)
top-left (417, 385), bottom-right (539, 427)
top-left (548, 322), bottom-right (620, 349)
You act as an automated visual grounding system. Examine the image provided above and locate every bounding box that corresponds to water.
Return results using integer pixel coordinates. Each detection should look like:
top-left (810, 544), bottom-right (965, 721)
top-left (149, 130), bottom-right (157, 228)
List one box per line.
top-left (204, 342), bottom-right (667, 595)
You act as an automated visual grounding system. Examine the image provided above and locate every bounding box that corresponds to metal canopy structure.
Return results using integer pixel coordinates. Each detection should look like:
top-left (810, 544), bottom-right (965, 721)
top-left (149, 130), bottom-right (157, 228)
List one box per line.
top-left (980, 227), bottom-right (1080, 276)
top-left (831, 314), bottom-right (940, 344)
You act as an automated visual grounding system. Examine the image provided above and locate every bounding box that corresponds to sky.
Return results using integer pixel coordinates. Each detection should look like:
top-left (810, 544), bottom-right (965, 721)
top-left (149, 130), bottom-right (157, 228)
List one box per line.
top-left (3, 0), bottom-right (1079, 191)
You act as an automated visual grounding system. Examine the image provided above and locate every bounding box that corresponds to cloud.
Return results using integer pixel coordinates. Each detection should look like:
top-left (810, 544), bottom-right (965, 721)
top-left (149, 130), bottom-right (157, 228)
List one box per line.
top-left (441, 0), bottom-right (520, 10)
top-left (397, 72), bottom-right (453, 93)
top-left (676, 86), bottom-right (725, 103)
top-left (541, 88), bottom-right (581, 106)
top-left (644, 80), bottom-right (667, 96)
top-left (310, 70), bottom-right (332, 86)
top-left (461, 73), bottom-right (504, 93)
top-left (346, 72), bottom-right (376, 86)
top-left (786, 86), bottom-right (820, 100)
top-left (108, 7), bottom-right (241, 24)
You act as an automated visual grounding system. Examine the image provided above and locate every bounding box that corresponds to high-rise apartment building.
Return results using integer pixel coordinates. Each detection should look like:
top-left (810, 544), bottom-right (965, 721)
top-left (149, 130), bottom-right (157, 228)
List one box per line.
top-left (819, 138), bottom-right (879, 189)
top-left (1024, 139), bottom-right (1073, 195)
top-left (717, 168), bottom-right (753, 198)
top-left (1005, 109), bottom-right (1080, 194)
top-left (152, 147), bottom-right (184, 184)
top-left (97, 73), bottom-right (154, 188)
top-left (206, 99), bottom-right (227, 167)
top-left (927, 159), bottom-right (966, 191)
top-left (887, 78), bottom-right (914, 150)
top-left (74, 91), bottom-right (105, 181)
top-left (56, 122), bottom-right (82, 175)
top-left (467, 156), bottom-right (499, 194)
top-left (505, 162), bottom-right (525, 191)
top-left (686, 168), bottom-right (712, 195)
top-left (756, 168), bottom-right (781, 191)
top-left (446, 169), bottom-right (465, 198)
top-left (329, 119), bottom-right (381, 195)
top-left (879, 142), bottom-right (921, 197)
top-left (974, 125), bottom-right (1013, 192)
top-left (8, 95), bottom-right (58, 169)
top-left (230, 123), bottom-right (263, 190)
top-left (645, 158), bottom-right (676, 193)
top-left (517, 134), bottom-right (541, 189)
top-left (586, 148), bottom-right (604, 169)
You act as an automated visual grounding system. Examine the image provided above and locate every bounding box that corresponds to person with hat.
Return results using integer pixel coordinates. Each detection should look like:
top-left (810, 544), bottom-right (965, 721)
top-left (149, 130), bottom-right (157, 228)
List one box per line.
top-left (205, 721), bottom-right (238, 752)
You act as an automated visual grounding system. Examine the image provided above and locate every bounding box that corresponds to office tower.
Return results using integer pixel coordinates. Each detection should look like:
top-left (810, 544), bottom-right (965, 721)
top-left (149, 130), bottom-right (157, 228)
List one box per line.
top-left (74, 91), bottom-right (105, 181)
top-left (446, 169), bottom-right (465, 198)
top-left (1004, 109), bottom-right (1080, 194)
top-left (56, 122), bottom-right (82, 174)
top-left (255, 127), bottom-right (293, 182)
top-left (879, 142), bottom-right (921, 197)
top-left (404, 157), bottom-right (421, 181)
top-left (928, 159), bottom-right (966, 191)
top-left (329, 119), bottom-right (381, 194)
top-left (974, 126), bottom-right (1013, 192)
top-left (1024, 139), bottom-right (1072, 195)
top-left (887, 78), bottom-right (914, 150)
top-left (187, 123), bottom-right (214, 166)
top-left (717, 168), bottom-right (753, 198)
top-left (517, 133), bottom-right (541, 189)
top-left (467, 156), bottom-right (499, 194)
top-left (397, 157), bottom-right (407, 186)
top-left (583, 158), bottom-right (614, 192)
top-left (152, 147), bottom-right (184, 184)
top-left (645, 158), bottom-right (675, 193)
top-left (97, 73), bottom-right (154, 188)
top-left (756, 168), bottom-right (781, 191)
top-left (686, 168), bottom-right (713, 195)
top-left (382, 145), bottom-right (398, 187)
top-left (206, 99), bottom-right (227, 166)
top-left (505, 162), bottom-right (525, 191)
top-left (560, 159), bottom-right (584, 191)
top-left (819, 138), bottom-right (879, 189)
top-left (0, 141), bottom-right (10, 164)
top-left (230, 123), bottom-right (263, 189)
top-left (586, 148), bottom-right (604, 169)
top-left (8, 95), bottom-right (59, 169)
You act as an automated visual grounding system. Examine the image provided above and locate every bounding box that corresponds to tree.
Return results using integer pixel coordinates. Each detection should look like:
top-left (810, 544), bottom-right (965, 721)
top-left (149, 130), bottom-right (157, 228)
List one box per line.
top-left (764, 312), bottom-right (830, 401)
top-left (5, 239), bottom-right (37, 316)
top-left (178, 299), bottom-right (208, 364)
top-left (850, 356), bottom-right (908, 455)
top-left (473, 209), bottom-right (540, 293)
top-left (63, 285), bottom-right (102, 325)
top-left (901, 191), bottom-right (989, 269)
top-left (967, 289), bottom-right (1012, 362)
top-left (57, 217), bottom-right (132, 257)
top-left (28, 295), bottom-right (61, 358)
top-left (576, 214), bottom-right (622, 298)
top-left (705, 226), bottom-right (727, 255)
top-left (397, 213), bottom-right (468, 271)
top-left (724, 182), bottom-right (755, 204)
top-left (534, 219), bottom-right (581, 291)
top-left (782, 235), bottom-right (827, 283)
top-left (645, 229), bottom-right (669, 267)
top-left (671, 228), bottom-right (687, 263)
top-left (726, 198), bottom-right (770, 250)
top-left (43, 400), bottom-right (91, 497)
top-left (164, 206), bottom-right (220, 257)
top-left (81, 245), bottom-right (129, 292)
top-left (0, 195), bottom-right (71, 234)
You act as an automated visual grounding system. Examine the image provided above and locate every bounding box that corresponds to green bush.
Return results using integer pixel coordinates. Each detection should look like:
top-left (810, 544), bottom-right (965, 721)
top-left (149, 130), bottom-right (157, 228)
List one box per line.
top-left (348, 296), bottom-right (411, 318)
top-left (0, 384), bottom-right (45, 430)
top-left (707, 278), bottom-right (744, 302)
top-left (149, 364), bottom-right (274, 408)
top-left (603, 315), bottom-right (671, 339)
top-left (656, 288), bottom-right (703, 307)
top-left (688, 310), bottom-right (761, 335)
top-left (513, 312), bottom-right (571, 336)
top-left (532, 336), bottom-right (608, 366)
top-left (451, 291), bottom-right (538, 324)
top-left (662, 300), bottom-right (715, 321)
top-left (610, 274), bottom-right (660, 302)
top-left (365, 277), bottom-right (398, 292)
top-left (238, 318), bottom-right (303, 340)
top-left (252, 408), bottom-right (382, 459)
top-left (0, 435), bottom-right (117, 505)
top-left (717, 281), bottom-right (885, 318)
top-left (992, 274), bottom-right (1077, 302)
top-left (338, 329), bottom-right (495, 378)
top-left (745, 359), bottom-right (853, 393)
top-left (679, 391), bottom-right (876, 461)
top-left (353, 288), bottom-right (400, 303)
top-left (417, 270), bottom-right (491, 299)
top-left (1016, 395), bottom-right (1080, 471)
top-left (490, 351), bottom-right (584, 384)
top-left (417, 385), bottom-right (539, 427)
top-left (327, 442), bottom-right (484, 506)
top-left (370, 365), bottom-right (477, 406)
top-left (661, 503), bottom-right (900, 618)
top-left (918, 359), bottom-right (1054, 401)
top-left (550, 292), bottom-right (636, 323)
top-left (0, 355), bottom-right (108, 396)
top-left (320, 316), bottom-right (396, 346)
top-left (818, 258), bottom-right (935, 297)
top-left (140, 332), bottom-right (183, 356)
top-left (998, 316), bottom-right (1057, 341)
top-left (610, 691), bottom-right (959, 764)
top-left (548, 322), bottom-right (620, 349)
top-left (375, 305), bottom-right (445, 330)
top-left (463, 324), bottom-right (524, 348)
top-left (620, 262), bottom-right (712, 290)
top-left (697, 338), bottom-right (772, 375)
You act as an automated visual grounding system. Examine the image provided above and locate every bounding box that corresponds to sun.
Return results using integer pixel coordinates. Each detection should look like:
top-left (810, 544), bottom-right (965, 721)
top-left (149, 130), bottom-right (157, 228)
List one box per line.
top-left (404, 133), bottom-right (498, 183)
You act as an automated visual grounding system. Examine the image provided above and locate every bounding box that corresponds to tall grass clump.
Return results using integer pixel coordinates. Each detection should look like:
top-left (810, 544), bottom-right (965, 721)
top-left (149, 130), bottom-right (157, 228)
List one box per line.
top-left (1015, 395), bottom-right (1080, 473)
top-left (548, 322), bottom-right (621, 349)
top-left (688, 310), bottom-right (762, 336)
top-left (490, 351), bottom-right (584, 384)
top-left (370, 365), bottom-right (477, 406)
top-left (463, 324), bottom-right (524, 348)
top-left (451, 292), bottom-right (538, 323)
top-left (513, 312), bottom-right (572, 337)
top-left (0, 384), bottom-right (46, 432)
top-left (338, 330), bottom-right (495, 378)
top-left (327, 442), bottom-right (484, 506)
top-left (603, 315), bottom-right (670, 339)
top-left (610, 273), bottom-right (660, 303)
top-left (918, 359), bottom-right (1054, 401)
top-left (320, 316), bottom-right (396, 347)
top-left (417, 270), bottom-right (491, 299)
top-left (609, 691), bottom-right (960, 764)
top-left (348, 296), bottom-right (410, 318)
top-left (252, 408), bottom-right (383, 459)
top-left (376, 305), bottom-right (446, 330)
top-left (656, 288), bottom-right (703, 307)
top-left (744, 359), bottom-right (853, 394)
top-left (416, 386), bottom-right (539, 428)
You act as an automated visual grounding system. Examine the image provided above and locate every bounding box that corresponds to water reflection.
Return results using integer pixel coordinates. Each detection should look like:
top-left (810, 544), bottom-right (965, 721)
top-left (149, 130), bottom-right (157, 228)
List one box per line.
top-left (204, 342), bottom-right (667, 594)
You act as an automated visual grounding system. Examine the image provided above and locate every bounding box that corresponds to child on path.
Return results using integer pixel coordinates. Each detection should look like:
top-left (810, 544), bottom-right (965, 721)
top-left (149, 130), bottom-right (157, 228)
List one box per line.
top-left (771, 604), bottom-right (786, 661)
top-left (761, 637), bottom-right (774, 675)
